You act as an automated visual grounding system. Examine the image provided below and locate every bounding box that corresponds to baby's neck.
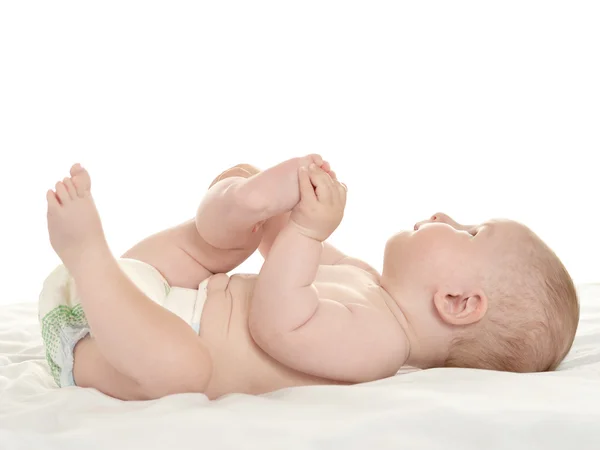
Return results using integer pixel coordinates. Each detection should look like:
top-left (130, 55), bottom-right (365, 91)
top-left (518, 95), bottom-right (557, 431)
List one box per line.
top-left (379, 285), bottom-right (452, 370)
top-left (404, 331), bottom-right (451, 369)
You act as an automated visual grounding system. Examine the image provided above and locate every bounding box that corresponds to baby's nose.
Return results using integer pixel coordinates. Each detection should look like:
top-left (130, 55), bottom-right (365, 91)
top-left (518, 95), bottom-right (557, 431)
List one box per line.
top-left (414, 213), bottom-right (451, 230)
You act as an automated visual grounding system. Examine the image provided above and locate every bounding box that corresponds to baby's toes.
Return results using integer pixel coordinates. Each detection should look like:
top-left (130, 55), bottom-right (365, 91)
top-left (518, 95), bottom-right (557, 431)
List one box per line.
top-left (46, 189), bottom-right (60, 209)
top-left (69, 163), bottom-right (84, 177)
top-left (54, 181), bottom-right (70, 205)
top-left (310, 154), bottom-right (324, 166)
top-left (70, 165), bottom-right (92, 196)
top-left (63, 177), bottom-right (76, 200)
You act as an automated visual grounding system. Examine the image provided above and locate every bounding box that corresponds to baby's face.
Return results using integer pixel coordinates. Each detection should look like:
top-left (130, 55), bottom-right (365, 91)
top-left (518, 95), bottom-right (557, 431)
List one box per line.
top-left (382, 213), bottom-right (525, 289)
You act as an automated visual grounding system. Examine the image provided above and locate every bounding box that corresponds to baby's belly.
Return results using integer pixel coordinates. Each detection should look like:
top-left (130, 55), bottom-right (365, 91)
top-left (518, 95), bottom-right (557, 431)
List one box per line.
top-left (198, 273), bottom-right (335, 399)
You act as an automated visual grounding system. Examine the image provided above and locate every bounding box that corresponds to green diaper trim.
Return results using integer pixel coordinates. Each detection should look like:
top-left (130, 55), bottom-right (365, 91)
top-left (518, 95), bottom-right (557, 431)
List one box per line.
top-left (40, 304), bottom-right (88, 385)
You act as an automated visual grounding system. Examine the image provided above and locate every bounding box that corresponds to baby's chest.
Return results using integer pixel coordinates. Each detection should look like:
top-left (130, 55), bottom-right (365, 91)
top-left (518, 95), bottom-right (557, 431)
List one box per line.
top-left (313, 265), bottom-right (380, 305)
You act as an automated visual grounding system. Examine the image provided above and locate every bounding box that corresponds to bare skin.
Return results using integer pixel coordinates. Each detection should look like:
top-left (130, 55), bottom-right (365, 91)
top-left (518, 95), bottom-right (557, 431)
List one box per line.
top-left (47, 156), bottom-right (375, 400)
top-left (48, 151), bottom-right (550, 401)
top-left (51, 146), bottom-right (531, 402)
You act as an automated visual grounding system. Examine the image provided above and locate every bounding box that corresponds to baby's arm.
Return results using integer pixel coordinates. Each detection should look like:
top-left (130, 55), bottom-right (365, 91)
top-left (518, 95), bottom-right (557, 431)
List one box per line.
top-left (260, 212), bottom-right (380, 279)
top-left (258, 163), bottom-right (380, 279)
top-left (123, 156), bottom-right (325, 289)
top-left (249, 165), bottom-right (407, 382)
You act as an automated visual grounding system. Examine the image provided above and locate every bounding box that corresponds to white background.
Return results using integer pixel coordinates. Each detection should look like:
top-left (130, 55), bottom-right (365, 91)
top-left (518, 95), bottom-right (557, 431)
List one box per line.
top-left (0, 2), bottom-right (598, 306)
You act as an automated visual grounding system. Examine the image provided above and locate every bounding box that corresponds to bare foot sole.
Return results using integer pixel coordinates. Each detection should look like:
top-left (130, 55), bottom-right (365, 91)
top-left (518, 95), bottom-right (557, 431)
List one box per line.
top-left (46, 164), bottom-right (109, 270)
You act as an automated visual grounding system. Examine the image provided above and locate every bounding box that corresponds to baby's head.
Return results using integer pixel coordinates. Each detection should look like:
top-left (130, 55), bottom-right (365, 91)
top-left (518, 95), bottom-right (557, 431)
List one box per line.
top-left (381, 213), bottom-right (579, 373)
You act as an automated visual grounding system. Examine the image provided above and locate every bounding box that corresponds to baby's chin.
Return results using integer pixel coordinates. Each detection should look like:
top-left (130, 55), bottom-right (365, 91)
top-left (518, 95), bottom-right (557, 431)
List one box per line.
top-left (386, 229), bottom-right (414, 243)
top-left (384, 229), bottom-right (413, 256)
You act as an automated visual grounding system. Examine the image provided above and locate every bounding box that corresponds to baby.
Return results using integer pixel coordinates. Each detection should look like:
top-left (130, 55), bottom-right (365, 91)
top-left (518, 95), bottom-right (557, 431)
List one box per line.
top-left (39, 155), bottom-right (580, 401)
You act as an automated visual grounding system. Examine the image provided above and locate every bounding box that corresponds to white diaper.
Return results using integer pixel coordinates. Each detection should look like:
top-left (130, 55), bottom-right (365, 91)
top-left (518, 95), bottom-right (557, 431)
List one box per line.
top-left (38, 258), bottom-right (209, 388)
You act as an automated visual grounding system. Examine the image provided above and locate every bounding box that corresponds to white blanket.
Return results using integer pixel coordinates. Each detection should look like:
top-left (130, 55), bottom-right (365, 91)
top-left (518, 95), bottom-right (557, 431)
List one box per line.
top-left (1, 285), bottom-right (600, 450)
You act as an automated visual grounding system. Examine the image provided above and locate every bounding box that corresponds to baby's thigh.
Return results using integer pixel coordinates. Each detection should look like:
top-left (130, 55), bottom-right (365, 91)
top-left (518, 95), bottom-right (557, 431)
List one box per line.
top-left (72, 336), bottom-right (149, 400)
top-left (121, 220), bottom-right (213, 289)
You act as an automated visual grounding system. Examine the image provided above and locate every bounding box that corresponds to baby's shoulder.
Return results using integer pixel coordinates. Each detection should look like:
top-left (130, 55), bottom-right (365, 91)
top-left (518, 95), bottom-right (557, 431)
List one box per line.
top-left (334, 256), bottom-right (381, 281)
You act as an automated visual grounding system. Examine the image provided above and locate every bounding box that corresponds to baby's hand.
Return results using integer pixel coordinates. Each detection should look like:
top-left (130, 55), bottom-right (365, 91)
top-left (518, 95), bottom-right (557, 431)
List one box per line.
top-left (290, 163), bottom-right (347, 241)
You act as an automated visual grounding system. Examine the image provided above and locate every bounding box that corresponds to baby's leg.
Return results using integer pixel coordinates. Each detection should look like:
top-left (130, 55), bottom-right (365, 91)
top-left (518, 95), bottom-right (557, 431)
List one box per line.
top-left (122, 154), bottom-right (326, 288)
top-left (46, 165), bottom-right (212, 398)
top-left (194, 154), bottom-right (325, 253)
top-left (44, 156), bottom-right (326, 398)
top-left (72, 335), bottom-right (149, 400)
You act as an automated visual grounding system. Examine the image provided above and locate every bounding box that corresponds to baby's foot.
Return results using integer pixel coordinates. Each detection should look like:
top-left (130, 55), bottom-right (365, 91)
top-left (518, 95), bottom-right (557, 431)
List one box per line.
top-left (208, 163), bottom-right (261, 189)
top-left (237, 154), bottom-right (330, 218)
top-left (46, 164), bottom-right (109, 271)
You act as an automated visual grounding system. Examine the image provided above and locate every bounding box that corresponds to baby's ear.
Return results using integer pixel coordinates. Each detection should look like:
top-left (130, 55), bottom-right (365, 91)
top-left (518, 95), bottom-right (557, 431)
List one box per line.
top-left (433, 289), bottom-right (488, 326)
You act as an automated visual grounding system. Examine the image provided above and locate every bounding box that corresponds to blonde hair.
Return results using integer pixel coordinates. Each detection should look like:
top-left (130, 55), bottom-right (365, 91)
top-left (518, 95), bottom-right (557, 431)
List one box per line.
top-left (444, 228), bottom-right (579, 373)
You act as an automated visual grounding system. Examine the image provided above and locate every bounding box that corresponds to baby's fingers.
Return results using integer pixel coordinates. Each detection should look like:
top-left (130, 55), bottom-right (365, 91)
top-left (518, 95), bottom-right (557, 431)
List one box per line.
top-left (298, 166), bottom-right (317, 204)
top-left (308, 164), bottom-right (334, 203)
top-left (334, 180), bottom-right (347, 206)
